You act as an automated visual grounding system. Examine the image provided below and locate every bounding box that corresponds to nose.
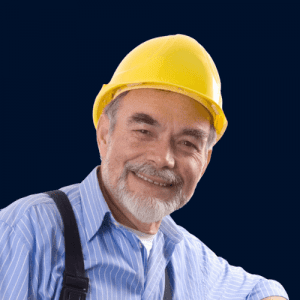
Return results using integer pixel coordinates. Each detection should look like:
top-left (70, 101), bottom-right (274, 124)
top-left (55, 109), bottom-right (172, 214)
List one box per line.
top-left (146, 138), bottom-right (175, 170)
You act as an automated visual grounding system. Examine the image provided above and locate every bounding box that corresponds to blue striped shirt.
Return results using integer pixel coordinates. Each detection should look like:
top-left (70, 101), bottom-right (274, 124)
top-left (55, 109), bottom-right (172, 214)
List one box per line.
top-left (0, 165), bottom-right (289, 300)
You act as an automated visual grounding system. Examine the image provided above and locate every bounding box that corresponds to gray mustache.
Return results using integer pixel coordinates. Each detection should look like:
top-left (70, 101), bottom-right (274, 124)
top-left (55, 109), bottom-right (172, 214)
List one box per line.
top-left (129, 164), bottom-right (181, 186)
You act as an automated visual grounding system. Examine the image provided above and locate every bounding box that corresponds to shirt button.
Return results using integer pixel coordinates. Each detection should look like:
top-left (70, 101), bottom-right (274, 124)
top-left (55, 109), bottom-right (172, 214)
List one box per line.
top-left (139, 242), bottom-right (142, 248)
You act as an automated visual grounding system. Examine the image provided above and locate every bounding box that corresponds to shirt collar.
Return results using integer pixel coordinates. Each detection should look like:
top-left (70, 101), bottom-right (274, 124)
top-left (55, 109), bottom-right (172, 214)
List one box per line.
top-left (79, 165), bottom-right (184, 244)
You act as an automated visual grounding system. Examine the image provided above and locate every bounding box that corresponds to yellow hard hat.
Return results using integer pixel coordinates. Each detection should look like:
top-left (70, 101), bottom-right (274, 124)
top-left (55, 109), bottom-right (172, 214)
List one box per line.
top-left (93, 34), bottom-right (228, 144)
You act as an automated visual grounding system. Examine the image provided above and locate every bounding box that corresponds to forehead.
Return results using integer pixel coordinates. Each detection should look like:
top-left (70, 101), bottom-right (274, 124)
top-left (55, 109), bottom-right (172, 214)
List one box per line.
top-left (120, 88), bottom-right (212, 127)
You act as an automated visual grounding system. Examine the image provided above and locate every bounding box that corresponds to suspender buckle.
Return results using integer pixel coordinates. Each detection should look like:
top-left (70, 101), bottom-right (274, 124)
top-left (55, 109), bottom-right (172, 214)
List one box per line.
top-left (61, 272), bottom-right (89, 300)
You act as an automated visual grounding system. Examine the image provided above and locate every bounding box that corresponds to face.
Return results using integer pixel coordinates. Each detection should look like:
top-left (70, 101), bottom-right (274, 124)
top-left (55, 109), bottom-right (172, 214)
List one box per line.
top-left (97, 88), bottom-right (212, 228)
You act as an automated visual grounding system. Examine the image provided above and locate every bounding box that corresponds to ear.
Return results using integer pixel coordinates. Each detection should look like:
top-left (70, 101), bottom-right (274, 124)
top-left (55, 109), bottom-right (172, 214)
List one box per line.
top-left (200, 148), bottom-right (213, 177)
top-left (96, 113), bottom-right (110, 160)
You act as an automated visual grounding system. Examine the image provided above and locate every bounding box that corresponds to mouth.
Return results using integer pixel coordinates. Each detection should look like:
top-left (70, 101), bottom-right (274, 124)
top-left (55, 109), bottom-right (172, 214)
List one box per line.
top-left (131, 171), bottom-right (173, 189)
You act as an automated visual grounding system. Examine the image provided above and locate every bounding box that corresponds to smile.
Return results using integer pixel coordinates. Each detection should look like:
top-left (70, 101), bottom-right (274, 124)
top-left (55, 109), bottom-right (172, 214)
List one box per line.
top-left (132, 171), bottom-right (172, 188)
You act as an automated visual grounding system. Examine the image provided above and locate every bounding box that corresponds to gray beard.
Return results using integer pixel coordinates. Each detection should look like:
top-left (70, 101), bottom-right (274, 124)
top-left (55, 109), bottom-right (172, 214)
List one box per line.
top-left (101, 157), bottom-right (188, 224)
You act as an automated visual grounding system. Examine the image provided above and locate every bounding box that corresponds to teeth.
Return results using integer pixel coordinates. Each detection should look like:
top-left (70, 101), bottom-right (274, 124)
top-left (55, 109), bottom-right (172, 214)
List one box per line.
top-left (136, 172), bottom-right (167, 187)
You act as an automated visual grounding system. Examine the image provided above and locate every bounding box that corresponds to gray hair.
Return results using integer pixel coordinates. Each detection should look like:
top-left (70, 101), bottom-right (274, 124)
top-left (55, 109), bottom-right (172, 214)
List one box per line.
top-left (102, 90), bottom-right (217, 154)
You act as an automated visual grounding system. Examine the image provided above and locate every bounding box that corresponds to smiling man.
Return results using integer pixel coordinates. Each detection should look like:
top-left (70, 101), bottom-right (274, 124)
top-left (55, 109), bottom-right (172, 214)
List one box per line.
top-left (0, 34), bottom-right (289, 299)
top-left (97, 88), bottom-right (212, 235)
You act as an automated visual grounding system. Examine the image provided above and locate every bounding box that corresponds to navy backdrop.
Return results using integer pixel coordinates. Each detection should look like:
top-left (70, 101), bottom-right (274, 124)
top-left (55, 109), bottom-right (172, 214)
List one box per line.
top-left (0, 2), bottom-right (297, 299)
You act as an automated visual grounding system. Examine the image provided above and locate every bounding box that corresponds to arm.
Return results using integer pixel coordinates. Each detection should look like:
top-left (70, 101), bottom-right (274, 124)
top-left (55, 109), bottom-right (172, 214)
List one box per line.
top-left (262, 297), bottom-right (287, 300)
top-left (0, 220), bottom-right (31, 299)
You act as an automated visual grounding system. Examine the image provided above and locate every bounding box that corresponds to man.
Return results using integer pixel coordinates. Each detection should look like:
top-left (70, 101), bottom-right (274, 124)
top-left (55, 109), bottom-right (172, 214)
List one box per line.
top-left (97, 88), bottom-right (212, 234)
top-left (0, 34), bottom-right (288, 299)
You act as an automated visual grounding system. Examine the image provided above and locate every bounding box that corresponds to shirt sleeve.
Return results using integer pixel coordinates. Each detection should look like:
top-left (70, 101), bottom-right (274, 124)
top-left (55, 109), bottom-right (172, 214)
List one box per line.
top-left (202, 245), bottom-right (289, 300)
top-left (0, 220), bottom-right (33, 300)
top-left (247, 278), bottom-right (289, 300)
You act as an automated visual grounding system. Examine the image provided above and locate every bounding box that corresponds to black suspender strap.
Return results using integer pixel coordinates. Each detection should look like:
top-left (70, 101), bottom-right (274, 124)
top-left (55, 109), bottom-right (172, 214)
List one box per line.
top-left (45, 190), bottom-right (89, 300)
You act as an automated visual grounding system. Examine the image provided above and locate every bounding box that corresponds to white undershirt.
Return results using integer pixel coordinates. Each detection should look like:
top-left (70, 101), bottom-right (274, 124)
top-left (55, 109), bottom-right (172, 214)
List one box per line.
top-left (118, 223), bottom-right (157, 259)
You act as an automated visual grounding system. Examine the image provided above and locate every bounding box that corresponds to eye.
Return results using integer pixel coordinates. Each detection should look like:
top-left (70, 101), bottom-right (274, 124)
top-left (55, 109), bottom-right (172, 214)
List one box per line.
top-left (136, 129), bottom-right (150, 135)
top-left (181, 141), bottom-right (197, 149)
top-left (135, 130), bottom-right (197, 149)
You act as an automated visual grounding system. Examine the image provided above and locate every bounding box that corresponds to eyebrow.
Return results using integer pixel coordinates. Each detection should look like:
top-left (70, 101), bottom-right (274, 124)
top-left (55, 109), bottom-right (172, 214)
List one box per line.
top-left (126, 112), bottom-right (209, 142)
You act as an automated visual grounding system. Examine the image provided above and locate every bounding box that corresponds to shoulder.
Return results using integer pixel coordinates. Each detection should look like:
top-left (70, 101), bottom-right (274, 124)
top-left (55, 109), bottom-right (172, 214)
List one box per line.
top-left (175, 224), bottom-right (211, 250)
top-left (174, 224), bottom-right (220, 266)
top-left (174, 223), bottom-right (247, 279)
top-left (0, 184), bottom-right (81, 250)
top-left (162, 216), bottom-right (218, 261)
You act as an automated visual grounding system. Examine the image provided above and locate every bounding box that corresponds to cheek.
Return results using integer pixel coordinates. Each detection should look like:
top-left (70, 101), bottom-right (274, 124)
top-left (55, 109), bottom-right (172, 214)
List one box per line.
top-left (184, 161), bottom-right (203, 186)
top-left (123, 135), bottom-right (148, 155)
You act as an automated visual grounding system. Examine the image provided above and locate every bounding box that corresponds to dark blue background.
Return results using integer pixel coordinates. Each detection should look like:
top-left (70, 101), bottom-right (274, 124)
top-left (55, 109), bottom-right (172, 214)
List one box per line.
top-left (0, 2), bottom-right (297, 299)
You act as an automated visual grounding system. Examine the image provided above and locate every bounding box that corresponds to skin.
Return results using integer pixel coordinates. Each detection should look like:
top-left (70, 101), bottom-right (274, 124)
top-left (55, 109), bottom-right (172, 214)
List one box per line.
top-left (262, 298), bottom-right (287, 300)
top-left (96, 88), bottom-right (213, 235)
